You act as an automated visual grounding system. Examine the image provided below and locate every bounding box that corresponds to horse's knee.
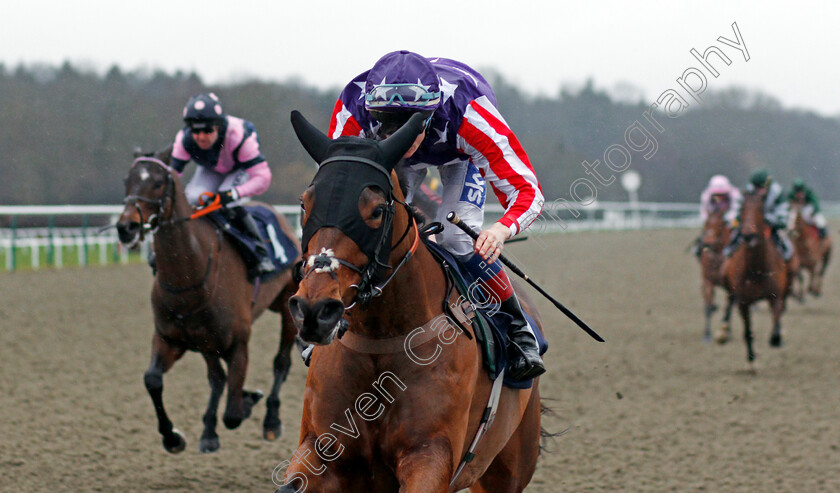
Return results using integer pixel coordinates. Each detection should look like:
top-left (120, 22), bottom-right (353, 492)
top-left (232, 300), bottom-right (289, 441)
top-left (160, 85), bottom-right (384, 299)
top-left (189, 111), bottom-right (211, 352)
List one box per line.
top-left (274, 351), bottom-right (292, 375)
top-left (144, 369), bottom-right (163, 392)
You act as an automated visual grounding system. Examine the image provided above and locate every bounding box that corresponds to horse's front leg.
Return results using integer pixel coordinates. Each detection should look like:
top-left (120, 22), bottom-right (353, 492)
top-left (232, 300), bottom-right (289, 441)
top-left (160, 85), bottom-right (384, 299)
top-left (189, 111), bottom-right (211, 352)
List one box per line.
top-left (715, 293), bottom-right (734, 344)
top-left (144, 332), bottom-right (186, 453)
top-left (769, 296), bottom-right (785, 348)
top-left (739, 302), bottom-right (756, 371)
top-left (795, 271), bottom-right (805, 302)
top-left (274, 434), bottom-right (347, 492)
top-left (395, 437), bottom-right (454, 493)
top-left (264, 291), bottom-right (297, 441)
top-left (222, 338), bottom-right (262, 430)
top-left (702, 277), bottom-right (719, 342)
top-left (199, 354), bottom-right (226, 453)
top-left (810, 261), bottom-right (823, 295)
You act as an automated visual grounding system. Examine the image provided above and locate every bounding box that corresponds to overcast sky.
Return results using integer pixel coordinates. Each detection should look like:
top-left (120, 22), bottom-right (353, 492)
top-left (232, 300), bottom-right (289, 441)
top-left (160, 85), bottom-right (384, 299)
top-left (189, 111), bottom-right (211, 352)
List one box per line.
top-left (3, 1), bottom-right (838, 117)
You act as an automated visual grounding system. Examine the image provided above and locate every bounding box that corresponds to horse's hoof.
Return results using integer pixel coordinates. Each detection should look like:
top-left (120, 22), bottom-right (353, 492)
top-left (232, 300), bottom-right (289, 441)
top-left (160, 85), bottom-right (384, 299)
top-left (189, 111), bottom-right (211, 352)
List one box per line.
top-left (163, 429), bottom-right (187, 454)
top-left (769, 334), bottom-right (783, 347)
top-left (223, 415), bottom-right (243, 430)
top-left (264, 422), bottom-right (284, 441)
top-left (199, 436), bottom-right (220, 453)
top-left (243, 389), bottom-right (264, 407)
top-left (714, 328), bottom-right (730, 345)
top-left (702, 333), bottom-right (711, 343)
top-left (745, 361), bottom-right (757, 375)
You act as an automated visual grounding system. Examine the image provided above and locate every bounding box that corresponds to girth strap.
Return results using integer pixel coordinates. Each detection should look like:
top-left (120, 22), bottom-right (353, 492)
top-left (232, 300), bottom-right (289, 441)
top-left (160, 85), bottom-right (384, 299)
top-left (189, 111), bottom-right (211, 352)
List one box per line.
top-left (450, 368), bottom-right (506, 487)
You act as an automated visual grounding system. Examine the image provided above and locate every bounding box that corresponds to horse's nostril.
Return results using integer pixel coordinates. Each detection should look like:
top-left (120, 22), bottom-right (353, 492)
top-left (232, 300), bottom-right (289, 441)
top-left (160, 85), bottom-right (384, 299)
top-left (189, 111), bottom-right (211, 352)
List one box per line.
top-left (116, 222), bottom-right (141, 243)
top-left (316, 300), bottom-right (345, 326)
top-left (288, 296), bottom-right (308, 322)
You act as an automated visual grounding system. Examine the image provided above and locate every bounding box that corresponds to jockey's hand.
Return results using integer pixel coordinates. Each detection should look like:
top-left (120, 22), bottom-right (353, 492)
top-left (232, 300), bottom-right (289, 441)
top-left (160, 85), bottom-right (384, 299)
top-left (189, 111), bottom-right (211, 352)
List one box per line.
top-left (475, 222), bottom-right (512, 264)
top-left (215, 189), bottom-right (239, 206)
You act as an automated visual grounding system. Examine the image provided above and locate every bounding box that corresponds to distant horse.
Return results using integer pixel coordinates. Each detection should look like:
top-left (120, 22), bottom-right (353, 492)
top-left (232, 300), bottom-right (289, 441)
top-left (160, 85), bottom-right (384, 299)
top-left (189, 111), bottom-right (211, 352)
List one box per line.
top-left (721, 191), bottom-right (792, 369)
top-left (789, 202), bottom-right (831, 299)
top-left (277, 112), bottom-right (542, 492)
top-left (698, 208), bottom-right (734, 342)
top-left (116, 148), bottom-right (301, 453)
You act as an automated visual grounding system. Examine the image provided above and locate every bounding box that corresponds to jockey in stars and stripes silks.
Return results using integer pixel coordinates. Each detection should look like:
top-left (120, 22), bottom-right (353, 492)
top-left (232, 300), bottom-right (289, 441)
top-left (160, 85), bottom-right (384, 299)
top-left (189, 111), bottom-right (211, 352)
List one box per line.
top-left (328, 50), bottom-right (546, 380)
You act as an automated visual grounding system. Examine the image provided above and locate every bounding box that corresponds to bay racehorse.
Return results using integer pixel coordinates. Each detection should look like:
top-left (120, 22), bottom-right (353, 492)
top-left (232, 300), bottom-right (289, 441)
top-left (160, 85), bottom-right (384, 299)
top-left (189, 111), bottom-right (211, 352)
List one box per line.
top-left (116, 147), bottom-right (301, 453)
top-left (276, 112), bottom-right (543, 492)
top-left (721, 191), bottom-right (793, 369)
top-left (698, 208), bottom-right (734, 342)
top-left (789, 201), bottom-right (831, 299)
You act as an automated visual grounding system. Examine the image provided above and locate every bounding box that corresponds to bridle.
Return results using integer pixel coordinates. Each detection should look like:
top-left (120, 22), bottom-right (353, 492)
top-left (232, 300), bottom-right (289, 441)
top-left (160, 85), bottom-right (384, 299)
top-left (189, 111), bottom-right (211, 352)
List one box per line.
top-left (123, 157), bottom-right (220, 240)
top-left (298, 198), bottom-right (420, 310)
top-left (123, 157), bottom-right (180, 241)
top-left (296, 157), bottom-right (421, 310)
top-left (123, 156), bottom-right (221, 293)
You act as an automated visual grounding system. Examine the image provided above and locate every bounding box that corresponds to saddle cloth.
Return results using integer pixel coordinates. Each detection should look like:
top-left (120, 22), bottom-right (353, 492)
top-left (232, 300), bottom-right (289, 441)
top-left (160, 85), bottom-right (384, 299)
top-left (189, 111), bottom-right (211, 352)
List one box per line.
top-left (424, 239), bottom-right (548, 389)
top-left (208, 205), bottom-right (299, 280)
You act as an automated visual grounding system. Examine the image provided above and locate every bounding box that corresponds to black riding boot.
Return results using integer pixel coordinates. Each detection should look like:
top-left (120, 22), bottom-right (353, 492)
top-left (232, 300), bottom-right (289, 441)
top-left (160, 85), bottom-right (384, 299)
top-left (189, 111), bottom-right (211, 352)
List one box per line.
top-left (500, 296), bottom-right (546, 380)
top-left (230, 206), bottom-right (276, 274)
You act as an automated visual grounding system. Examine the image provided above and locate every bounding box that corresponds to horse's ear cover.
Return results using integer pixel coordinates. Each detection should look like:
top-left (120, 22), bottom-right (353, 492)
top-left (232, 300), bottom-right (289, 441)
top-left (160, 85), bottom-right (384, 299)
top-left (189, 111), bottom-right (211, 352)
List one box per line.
top-left (291, 110), bottom-right (331, 165)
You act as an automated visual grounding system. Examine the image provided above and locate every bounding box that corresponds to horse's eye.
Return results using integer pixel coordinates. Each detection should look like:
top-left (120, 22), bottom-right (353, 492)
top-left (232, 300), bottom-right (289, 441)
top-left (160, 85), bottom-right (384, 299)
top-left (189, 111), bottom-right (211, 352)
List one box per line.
top-left (154, 180), bottom-right (165, 189)
top-left (371, 205), bottom-right (384, 220)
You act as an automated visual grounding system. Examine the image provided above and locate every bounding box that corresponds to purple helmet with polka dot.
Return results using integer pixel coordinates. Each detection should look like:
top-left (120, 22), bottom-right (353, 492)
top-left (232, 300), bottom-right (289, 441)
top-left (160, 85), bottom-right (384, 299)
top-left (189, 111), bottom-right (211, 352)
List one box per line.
top-left (364, 51), bottom-right (441, 135)
top-left (183, 92), bottom-right (225, 129)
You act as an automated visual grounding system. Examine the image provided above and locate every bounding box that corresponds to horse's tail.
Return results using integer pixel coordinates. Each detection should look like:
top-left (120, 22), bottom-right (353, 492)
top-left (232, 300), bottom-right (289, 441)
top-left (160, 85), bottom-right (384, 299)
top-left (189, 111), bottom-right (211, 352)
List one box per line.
top-left (538, 398), bottom-right (567, 455)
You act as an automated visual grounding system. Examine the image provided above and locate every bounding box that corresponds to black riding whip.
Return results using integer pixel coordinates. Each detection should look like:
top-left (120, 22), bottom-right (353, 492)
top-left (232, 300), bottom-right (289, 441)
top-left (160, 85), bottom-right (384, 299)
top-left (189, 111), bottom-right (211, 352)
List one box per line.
top-left (446, 211), bottom-right (604, 342)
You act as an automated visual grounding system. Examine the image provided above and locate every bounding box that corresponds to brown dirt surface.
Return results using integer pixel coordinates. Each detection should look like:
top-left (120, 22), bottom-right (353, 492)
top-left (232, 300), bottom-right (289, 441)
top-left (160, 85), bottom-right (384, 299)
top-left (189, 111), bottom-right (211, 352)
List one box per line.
top-left (2, 227), bottom-right (839, 492)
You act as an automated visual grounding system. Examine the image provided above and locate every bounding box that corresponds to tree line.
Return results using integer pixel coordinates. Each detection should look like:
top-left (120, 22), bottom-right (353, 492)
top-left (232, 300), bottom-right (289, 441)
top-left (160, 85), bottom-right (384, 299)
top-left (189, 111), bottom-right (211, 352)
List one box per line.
top-left (2, 62), bottom-right (838, 208)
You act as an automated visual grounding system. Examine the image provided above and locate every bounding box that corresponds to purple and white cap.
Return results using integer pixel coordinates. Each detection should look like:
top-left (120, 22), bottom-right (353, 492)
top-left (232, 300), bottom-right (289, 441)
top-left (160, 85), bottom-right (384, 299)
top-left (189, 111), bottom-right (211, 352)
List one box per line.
top-left (364, 51), bottom-right (442, 113)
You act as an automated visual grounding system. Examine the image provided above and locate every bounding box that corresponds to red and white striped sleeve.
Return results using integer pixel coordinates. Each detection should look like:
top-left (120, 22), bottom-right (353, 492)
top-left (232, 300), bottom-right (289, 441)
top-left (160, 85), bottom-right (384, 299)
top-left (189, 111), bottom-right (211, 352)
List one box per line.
top-left (456, 96), bottom-right (543, 236)
top-left (327, 99), bottom-right (364, 139)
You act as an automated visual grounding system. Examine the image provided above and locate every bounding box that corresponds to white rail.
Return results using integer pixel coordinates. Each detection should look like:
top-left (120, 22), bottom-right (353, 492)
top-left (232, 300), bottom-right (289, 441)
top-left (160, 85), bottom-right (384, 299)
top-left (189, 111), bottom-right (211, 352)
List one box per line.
top-left (3, 202), bottom-right (839, 271)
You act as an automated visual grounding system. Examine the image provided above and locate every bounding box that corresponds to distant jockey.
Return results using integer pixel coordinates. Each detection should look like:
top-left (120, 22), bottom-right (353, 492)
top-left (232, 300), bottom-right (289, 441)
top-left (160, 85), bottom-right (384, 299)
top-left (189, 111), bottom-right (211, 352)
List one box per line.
top-left (170, 93), bottom-right (275, 274)
top-left (694, 175), bottom-right (742, 258)
top-left (724, 169), bottom-right (794, 261)
top-left (788, 178), bottom-right (828, 239)
top-left (329, 50), bottom-right (545, 380)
